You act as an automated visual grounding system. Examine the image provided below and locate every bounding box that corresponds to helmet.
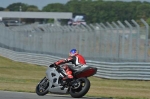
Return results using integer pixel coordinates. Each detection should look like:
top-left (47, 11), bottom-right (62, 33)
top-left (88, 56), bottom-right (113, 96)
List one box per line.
top-left (69, 49), bottom-right (78, 56)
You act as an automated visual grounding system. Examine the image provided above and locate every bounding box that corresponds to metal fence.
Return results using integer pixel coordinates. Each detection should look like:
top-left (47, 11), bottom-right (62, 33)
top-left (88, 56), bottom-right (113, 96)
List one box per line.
top-left (0, 19), bottom-right (150, 62)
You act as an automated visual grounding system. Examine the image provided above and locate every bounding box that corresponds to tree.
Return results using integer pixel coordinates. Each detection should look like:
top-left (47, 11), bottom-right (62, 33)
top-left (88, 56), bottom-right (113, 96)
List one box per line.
top-left (136, 3), bottom-right (150, 20)
top-left (6, 2), bottom-right (28, 11)
top-left (42, 3), bottom-right (66, 12)
top-left (26, 5), bottom-right (40, 12)
top-left (0, 7), bottom-right (4, 11)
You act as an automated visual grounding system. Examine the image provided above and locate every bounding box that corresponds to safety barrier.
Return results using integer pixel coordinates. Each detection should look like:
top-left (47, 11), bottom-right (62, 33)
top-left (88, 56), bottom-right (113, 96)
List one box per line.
top-left (0, 47), bottom-right (150, 80)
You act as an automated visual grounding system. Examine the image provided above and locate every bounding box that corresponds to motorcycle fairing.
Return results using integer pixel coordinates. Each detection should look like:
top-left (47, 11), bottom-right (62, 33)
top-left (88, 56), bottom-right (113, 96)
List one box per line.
top-left (46, 67), bottom-right (68, 93)
top-left (74, 66), bottom-right (97, 78)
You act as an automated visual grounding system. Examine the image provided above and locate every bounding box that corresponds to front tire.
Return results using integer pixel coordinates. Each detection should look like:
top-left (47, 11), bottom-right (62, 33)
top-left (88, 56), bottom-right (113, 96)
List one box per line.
top-left (36, 77), bottom-right (49, 96)
top-left (69, 78), bottom-right (90, 98)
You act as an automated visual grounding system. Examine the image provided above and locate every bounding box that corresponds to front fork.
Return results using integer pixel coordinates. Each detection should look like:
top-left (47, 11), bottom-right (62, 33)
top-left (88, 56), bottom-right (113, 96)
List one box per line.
top-left (39, 77), bottom-right (49, 91)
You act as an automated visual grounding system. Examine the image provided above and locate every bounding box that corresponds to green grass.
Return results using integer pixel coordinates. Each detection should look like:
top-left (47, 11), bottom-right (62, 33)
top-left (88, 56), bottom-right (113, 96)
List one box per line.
top-left (0, 55), bottom-right (150, 99)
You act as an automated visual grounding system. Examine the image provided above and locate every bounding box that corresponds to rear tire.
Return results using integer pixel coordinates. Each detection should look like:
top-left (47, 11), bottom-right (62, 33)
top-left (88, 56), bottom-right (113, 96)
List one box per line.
top-left (35, 77), bottom-right (49, 96)
top-left (69, 78), bottom-right (90, 98)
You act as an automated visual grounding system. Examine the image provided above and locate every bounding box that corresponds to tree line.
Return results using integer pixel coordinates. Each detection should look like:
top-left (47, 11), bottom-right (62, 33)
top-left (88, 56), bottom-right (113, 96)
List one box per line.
top-left (0, 0), bottom-right (150, 25)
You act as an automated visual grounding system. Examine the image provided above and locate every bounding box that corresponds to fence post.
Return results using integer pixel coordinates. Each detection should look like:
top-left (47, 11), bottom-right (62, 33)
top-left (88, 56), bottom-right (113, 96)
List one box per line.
top-left (141, 18), bottom-right (149, 62)
top-left (96, 23), bottom-right (104, 60)
top-left (131, 19), bottom-right (140, 61)
top-left (124, 20), bottom-right (133, 61)
top-left (106, 22), bottom-right (113, 61)
top-left (100, 23), bottom-right (107, 60)
top-left (112, 22), bottom-right (120, 61)
top-left (117, 21), bottom-right (126, 61)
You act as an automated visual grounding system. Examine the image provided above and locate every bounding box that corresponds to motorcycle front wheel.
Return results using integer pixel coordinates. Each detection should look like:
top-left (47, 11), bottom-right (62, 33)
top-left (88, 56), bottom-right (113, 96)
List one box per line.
top-left (35, 77), bottom-right (49, 96)
top-left (69, 77), bottom-right (90, 98)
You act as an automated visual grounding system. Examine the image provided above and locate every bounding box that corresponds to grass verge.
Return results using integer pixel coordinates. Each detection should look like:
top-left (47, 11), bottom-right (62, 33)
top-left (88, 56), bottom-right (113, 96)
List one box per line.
top-left (0, 55), bottom-right (150, 99)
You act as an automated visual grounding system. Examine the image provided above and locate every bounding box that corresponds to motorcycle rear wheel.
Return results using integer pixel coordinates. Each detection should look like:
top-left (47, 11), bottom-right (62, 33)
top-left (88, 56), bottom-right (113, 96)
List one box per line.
top-left (35, 77), bottom-right (49, 96)
top-left (69, 77), bottom-right (90, 98)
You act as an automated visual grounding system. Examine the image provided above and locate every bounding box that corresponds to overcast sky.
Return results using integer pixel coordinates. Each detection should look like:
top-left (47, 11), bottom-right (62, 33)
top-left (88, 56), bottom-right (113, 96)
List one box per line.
top-left (0, 0), bottom-right (150, 10)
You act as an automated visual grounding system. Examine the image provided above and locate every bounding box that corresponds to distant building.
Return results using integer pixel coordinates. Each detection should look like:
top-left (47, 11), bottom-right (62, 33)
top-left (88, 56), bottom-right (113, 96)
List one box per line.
top-left (68, 13), bottom-right (86, 26)
top-left (2, 18), bottom-right (20, 26)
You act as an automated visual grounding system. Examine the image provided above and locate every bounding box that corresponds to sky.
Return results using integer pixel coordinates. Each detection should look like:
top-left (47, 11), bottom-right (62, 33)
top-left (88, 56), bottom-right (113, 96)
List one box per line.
top-left (0, 0), bottom-right (150, 10)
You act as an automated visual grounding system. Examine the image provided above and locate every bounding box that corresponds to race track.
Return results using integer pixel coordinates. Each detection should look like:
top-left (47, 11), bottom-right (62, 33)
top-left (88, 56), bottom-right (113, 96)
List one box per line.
top-left (0, 91), bottom-right (105, 99)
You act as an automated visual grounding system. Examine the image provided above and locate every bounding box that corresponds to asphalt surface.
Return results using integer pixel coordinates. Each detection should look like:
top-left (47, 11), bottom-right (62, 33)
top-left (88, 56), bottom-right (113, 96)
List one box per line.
top-left (0, 91), bottom-right (110, 99)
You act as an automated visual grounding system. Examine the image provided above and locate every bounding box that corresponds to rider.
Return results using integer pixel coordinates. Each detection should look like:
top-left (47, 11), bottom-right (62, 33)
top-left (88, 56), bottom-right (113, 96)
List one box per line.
top-left (50, 49), bottom-right (86, 80)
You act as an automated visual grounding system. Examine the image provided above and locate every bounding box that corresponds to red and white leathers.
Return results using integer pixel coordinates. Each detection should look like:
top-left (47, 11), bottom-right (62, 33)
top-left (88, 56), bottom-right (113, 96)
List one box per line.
top-left (54, 54), bottom-right (86, 79)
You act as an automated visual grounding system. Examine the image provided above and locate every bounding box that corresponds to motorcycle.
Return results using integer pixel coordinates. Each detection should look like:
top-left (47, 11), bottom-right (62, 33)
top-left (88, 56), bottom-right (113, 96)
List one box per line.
top-left (35, 64), bottom-right (97, 98)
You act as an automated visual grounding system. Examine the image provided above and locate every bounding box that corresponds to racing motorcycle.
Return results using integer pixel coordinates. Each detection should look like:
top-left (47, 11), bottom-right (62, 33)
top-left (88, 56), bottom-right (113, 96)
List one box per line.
top-left (35, 64), bottom-right (97, 98)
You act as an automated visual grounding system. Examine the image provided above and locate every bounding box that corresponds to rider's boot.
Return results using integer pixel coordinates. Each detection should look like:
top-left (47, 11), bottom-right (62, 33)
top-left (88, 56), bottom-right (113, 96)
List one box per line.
top-left (62, 74), bottom-right (73, 80)
top-left (61, 75), bottom-right (73, 90)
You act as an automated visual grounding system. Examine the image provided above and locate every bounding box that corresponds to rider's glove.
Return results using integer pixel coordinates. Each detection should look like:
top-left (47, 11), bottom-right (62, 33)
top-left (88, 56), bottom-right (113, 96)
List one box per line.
top-left (49, 64), bottom-right (55, 67)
